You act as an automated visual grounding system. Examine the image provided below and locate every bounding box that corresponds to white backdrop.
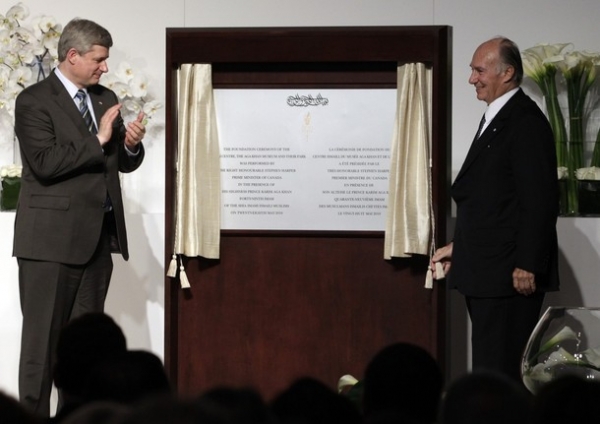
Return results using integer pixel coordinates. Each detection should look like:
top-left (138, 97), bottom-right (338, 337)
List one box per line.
top-left (1, 0), bottom-right (600, 399)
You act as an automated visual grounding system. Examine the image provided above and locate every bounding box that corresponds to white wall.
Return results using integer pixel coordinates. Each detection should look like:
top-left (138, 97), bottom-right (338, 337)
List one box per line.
top-left (1, 0), bottom-right (600, 399)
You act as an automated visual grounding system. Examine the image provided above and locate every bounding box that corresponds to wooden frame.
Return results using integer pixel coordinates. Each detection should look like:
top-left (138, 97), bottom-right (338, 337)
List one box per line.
top-left (165, 26), bottom-right (452, 398)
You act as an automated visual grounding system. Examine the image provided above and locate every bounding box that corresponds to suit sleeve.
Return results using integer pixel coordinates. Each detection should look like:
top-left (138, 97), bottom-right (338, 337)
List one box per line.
top-left (511, 104), bottom-right (559, 274)
top-left (15, 90), bottom-right (105, 182)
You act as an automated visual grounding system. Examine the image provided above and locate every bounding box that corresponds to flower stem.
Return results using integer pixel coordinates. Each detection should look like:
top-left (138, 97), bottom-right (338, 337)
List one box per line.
top-left (591, 127), bottom-right (600, 168)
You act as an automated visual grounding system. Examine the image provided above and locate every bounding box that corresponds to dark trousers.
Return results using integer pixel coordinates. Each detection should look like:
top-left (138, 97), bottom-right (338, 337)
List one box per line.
top-left (466, 293), bottom-right (545, 383)
top-left (18, 216), bottom-right (113, 417)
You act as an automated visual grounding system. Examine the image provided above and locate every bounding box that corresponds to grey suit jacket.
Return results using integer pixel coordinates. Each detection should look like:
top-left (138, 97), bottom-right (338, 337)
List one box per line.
top-left (450, 88), bottom-right (560, 297)
top-left (13, 71), bottom-right (144, 264)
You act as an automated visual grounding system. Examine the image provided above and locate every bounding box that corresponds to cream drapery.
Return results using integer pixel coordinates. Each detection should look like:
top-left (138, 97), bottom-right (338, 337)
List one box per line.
top-left (167, 62), bottom-right (434, 288)
top-left (167, 64), bottom-right (221, 288)
top-left (383, 63), bottom-right (435, 286)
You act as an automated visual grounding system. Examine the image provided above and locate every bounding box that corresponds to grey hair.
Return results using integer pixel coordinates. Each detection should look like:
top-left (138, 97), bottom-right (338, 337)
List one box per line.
top-left (57, 18), bottom-right (113, 62)
top-left (493, 36), bottom-right (524, 85)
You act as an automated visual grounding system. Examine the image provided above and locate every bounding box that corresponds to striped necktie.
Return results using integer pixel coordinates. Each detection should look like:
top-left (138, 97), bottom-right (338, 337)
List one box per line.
top-left (75, 89), bottom-right (112, 212)
top-left (75, 89), bottom-right (97, 134)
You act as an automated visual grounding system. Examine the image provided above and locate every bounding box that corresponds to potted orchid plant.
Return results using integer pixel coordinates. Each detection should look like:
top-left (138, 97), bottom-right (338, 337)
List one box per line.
top-left (522, 43), bottom-right (600, 216)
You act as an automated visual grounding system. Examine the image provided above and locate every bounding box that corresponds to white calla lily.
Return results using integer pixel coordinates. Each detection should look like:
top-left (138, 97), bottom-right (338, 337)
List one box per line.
top-left (583, 347), bottom-right (600, 368)
top-left (538, 325), bottom-right (579, 356)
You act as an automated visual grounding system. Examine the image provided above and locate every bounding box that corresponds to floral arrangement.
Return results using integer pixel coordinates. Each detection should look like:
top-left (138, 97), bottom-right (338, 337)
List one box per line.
top-left (522, 324), bottom-right (600, 393)
top-left (522, 43), bottom-right (600, 215)
top-left (0, 163), bottom-right (21, 179)
top-left (0, 2), bottom-right (162, 155)
top-left (0, 2), bottom-right (60, 145)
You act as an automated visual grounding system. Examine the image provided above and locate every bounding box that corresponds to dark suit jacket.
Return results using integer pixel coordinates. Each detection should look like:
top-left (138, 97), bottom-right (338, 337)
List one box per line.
top-left (13, 71), bottom-right (144, 265)
top-left (450, 88), bottom-right (559, 297)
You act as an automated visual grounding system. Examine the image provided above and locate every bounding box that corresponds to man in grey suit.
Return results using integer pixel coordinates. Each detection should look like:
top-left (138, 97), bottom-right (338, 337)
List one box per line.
top-left (432, 37), bottom-right (559, 382)
top-left (13, 18), bottom-right (146, 416)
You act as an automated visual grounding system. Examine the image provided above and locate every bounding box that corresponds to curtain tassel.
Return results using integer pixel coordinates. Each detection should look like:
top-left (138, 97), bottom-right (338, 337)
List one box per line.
top-left (166, 254), bottom-right (178, 277)
top-left (179, 264), bottom-right (191, 289)
top-left (167, 254), bottom-right (191, 289)
top-left (434, 261), bottom-right (445, 280)
top-left (425, 266), bottom-right (433, 289)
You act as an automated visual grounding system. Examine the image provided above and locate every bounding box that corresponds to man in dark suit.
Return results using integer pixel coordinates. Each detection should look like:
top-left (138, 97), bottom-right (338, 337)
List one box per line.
top-left (432, 37), bottom-right (559, 382)
top-left (13, 18), bottom-right (146, 416)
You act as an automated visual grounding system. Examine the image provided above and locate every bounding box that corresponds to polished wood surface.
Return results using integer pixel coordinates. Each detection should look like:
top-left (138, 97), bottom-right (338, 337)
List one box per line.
top-left (169, 232), bottom-right (440, 399)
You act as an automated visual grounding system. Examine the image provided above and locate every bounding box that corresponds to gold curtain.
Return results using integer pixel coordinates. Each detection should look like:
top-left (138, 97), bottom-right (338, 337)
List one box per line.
top-left (167, 64), bottom-right (221, 288)
top-left (384, 63), bottom-right (434, 271)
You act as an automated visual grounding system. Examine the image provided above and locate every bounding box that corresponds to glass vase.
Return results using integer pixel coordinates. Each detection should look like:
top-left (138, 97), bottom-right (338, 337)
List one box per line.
top-left (521, 306), bottom-right (600, 394)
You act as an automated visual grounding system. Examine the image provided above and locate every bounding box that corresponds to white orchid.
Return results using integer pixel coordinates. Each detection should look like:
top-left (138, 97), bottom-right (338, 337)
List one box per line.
top-left (0, 3), bottom-right (60, 144)
top-left (103, 62), bottom-right (161, 122)
top-left (111, 81), bottom-right (132, 99)
top-left (129, 74), bottom-right (148, 98)
top-left (5, 2), bottom-right (28, 21)
top-left (143, 100), bottom-right (163, 118)
top-left (114, 61), bottom-right (135, 82)
top-left (123, 99), bottom-right (142, 114)
top-left (30, 15), bottom-right (60, 36)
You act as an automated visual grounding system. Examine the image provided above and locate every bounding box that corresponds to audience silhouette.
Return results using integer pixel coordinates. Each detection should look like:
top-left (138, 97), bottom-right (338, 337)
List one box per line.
top-left (196, 386), bottom-right (276, 424)
top-left (5, 317), bottom-right (591, 424)
top-left (271, 377), bottom-right (362, 424)
top-left (52, 312), bottom-right (128, 422)
top-left (0, 390), bottom-right (43, 424)
top-left (113, 396), bottom-right (204, 424)
top-left (438, 370), bottom-right (532, 424)
top-left (82, 349), bottom-right (172, 406)
top-left (58, 402), bottom-right (129, 424)
top-left (530, 374), bottom-right (600, 424)
top-left (361, 342), bottom-right (443, 424)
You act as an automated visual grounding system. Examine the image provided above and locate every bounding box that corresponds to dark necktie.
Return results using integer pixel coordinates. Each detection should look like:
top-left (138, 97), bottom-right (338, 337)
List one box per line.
top-left (75, 90), bottom-right (112, 212)
top-left (475, 114), bottom-right (486, 139)
top-left (75, 89), bottom-right (97, 134)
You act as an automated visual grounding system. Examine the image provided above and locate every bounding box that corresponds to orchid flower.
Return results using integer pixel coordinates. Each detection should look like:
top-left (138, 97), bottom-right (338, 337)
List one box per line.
top-left (115, 61), bottom-right (135, 82)
top-left (5, 2), bottom-right (28, 21)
